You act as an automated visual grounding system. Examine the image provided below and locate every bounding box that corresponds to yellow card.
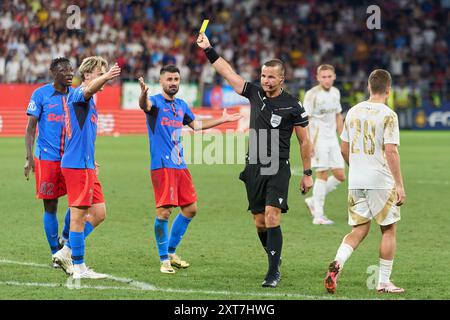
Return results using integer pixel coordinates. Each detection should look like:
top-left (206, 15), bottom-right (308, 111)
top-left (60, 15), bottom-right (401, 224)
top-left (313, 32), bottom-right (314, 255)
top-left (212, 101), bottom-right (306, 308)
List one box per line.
top-left (199, 19), bottom-right (209, 33)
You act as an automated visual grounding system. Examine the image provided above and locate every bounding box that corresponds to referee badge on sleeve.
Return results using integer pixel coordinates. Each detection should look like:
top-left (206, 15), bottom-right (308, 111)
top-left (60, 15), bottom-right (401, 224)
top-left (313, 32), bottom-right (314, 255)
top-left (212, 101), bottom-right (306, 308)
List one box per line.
top-left (270, 114), bottom-right (282, 128)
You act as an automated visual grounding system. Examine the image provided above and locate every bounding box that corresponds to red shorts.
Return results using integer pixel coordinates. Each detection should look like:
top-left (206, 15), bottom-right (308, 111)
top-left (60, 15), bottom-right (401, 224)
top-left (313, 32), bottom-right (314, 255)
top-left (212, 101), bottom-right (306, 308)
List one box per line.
top-left (34, 157), bottom-right (67, 199)
top-left (151, 168), bottom-right (197, 208)
top-left (61, 168), bottom-right (105, 207)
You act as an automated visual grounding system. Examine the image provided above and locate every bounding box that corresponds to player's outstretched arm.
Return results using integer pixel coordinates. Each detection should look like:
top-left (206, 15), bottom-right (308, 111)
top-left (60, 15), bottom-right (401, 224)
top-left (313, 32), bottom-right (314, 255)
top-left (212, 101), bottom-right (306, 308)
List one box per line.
top-left (196, 33), bottom-right (245, 95)
top-left (138, 77), bottom-right (152, 112)
top-left (83, 63), bottom-right (121, 100)
top-left (294, 126), bottom-right (313, 194)
top-left (385, 144), bottom-right (406, 206)
top-left (24, 116), bottom-right (38, 180)
top-left (188, 108), bottom-right (242, 131)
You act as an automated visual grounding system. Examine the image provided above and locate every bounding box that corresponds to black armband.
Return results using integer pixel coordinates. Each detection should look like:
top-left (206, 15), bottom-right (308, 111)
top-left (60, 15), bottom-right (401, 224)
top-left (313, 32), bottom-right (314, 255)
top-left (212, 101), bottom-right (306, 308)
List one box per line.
top-left (204, 46), bottom-right (220, 64)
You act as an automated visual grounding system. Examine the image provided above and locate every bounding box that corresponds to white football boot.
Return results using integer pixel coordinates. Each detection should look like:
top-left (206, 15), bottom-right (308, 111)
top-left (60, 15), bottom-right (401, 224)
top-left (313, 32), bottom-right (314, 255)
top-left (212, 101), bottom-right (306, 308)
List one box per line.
top-left (52, 246), bottom-right (73, 275)
top-left (72, 264), bottom-right (109, 280)
top-left (313, 215), bottom-right (335, 225)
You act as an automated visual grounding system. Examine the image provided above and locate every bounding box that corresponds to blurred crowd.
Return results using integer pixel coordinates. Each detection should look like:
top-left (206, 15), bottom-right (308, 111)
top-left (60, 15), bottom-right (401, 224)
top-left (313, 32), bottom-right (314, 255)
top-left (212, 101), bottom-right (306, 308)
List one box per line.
top-left (0, 0), bottom-right (449, 109)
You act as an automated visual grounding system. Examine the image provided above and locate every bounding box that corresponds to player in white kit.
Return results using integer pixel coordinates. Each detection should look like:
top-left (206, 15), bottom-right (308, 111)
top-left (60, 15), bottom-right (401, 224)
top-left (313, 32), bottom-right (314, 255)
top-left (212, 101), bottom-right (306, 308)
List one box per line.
top-left (323, 69), bottom-right (406, 294)
top-left (303, 65), bottom-right (345, 225)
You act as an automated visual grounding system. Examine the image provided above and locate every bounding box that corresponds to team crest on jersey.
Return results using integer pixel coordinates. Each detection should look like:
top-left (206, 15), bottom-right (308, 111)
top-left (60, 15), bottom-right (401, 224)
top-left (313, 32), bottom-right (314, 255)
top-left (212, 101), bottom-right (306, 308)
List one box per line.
top-left (270, 114), bottom-right (282, 127)
top-left (27, 100), bottom-right (37, 112)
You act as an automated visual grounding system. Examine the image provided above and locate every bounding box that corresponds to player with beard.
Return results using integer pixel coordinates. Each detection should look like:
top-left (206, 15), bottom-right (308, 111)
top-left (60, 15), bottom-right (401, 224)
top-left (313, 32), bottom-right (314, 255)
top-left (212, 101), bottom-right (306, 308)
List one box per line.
top-left (138, 65), bottom-right (242, 274)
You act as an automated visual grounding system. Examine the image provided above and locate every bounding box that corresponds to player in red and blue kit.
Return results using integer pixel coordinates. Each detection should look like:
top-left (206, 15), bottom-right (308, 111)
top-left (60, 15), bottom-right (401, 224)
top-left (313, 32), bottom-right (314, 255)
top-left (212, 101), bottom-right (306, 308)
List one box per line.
top-left (52, 56), bottom-right (121, 279)
top-left (24, 58), bottom-right (74, 266)
top-left (138, 65), bottom-right (242, 274)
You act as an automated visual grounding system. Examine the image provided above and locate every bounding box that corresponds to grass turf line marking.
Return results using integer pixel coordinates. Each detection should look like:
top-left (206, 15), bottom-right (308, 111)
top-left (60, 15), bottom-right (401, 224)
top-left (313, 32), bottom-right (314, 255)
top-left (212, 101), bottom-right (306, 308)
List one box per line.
top-left (0, 279), bottom-right (369, 300)
top-left (0, 258), bottom-right (384, 300)
top-left (0, 281), bottom-right (145, 291)
top-left (0, 259), bottom-right (51, 268)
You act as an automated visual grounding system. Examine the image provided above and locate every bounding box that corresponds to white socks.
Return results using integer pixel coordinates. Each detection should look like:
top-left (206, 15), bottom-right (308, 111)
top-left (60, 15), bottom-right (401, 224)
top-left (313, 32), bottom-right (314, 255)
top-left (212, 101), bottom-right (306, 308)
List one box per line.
top-left (312, 179), bottom-right (326, 217)
top-left (73, 263), bottom-right (87, 274)
top-left (334, 243), bottom-right (354, 267)
top-left (312, 176), bottom-right (342, 218)
top-left (326, 176), bottom-right (342, 194)
top-left (378, 258), bottom-right (394, 284)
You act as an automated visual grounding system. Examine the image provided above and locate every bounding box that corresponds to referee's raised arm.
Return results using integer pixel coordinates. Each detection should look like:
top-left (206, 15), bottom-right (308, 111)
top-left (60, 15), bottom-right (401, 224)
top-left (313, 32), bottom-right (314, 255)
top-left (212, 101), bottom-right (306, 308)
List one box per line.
top-left (196, 33), bottom-right (245, 95)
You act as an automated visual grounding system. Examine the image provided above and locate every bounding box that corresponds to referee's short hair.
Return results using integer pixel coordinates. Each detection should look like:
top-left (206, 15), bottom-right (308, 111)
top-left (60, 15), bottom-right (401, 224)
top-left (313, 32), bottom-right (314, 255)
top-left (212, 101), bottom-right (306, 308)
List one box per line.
top-left (160, 65), bottom-right (180, 75)
top-left (50, 57), bottom-right (71, 71)
top-left (262, 59), bottom-right (285, 76)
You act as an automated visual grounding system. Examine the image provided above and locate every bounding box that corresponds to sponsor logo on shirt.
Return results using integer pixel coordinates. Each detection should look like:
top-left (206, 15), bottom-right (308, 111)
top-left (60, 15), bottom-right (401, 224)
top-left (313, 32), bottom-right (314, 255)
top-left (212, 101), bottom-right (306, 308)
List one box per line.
top-left (47, 113), bottom-right (64, 122)
top-left (161, 117), bottom-right (182, 128)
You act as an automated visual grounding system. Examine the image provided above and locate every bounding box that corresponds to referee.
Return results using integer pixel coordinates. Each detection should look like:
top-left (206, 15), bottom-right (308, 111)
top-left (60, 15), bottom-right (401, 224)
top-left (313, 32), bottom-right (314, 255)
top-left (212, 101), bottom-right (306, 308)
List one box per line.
top-left (197, 33), bottom-right (313, 287)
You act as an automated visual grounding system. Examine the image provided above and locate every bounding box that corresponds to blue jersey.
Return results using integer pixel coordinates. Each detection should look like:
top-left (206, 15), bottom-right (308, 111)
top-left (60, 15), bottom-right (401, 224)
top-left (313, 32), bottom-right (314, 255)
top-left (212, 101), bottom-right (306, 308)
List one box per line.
top-left (145, 94), bottom-right (195, 170)
top-left (61, 86), bottom-right (98, 169)
top-left (26, 83), bottom-right (73, 161)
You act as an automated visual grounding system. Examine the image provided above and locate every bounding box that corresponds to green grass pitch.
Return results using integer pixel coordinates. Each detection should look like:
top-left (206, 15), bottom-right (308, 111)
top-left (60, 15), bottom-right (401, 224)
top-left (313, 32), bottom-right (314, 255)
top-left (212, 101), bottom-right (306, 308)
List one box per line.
top-left (0, 131), bottom-right (449, 300)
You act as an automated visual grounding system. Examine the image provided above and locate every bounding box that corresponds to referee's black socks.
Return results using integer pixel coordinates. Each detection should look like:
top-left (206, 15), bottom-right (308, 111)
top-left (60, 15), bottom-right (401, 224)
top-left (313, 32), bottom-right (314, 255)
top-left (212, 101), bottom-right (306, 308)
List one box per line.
top-left (266, 226), bottom-right (282, 277)
top-left (257, 229), bottom-right (268, 253)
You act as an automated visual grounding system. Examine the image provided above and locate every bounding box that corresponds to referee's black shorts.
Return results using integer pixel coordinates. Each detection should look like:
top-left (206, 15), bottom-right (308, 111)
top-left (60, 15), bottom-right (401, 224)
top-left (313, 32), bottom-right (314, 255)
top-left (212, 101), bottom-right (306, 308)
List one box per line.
top-left (239, 159), bottom-right (291, 214)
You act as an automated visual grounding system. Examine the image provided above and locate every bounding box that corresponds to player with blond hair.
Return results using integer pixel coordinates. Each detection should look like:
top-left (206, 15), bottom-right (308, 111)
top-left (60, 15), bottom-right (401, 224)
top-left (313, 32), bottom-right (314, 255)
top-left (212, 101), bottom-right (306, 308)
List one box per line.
top-left (52, 56), bottom-right (121, 279)
top-left (303, 64), bottom-right (345, 225)
top-left (324, 69), bottom-right (406, 294)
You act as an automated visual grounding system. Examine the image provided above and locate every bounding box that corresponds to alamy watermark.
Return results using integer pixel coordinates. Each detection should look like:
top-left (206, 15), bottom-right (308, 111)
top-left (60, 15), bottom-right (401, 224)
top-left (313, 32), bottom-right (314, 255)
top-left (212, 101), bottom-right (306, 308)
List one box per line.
top-left (66, 277), bottom-right (82, 290)
top-left (366, 5), bottom-right (381, 30)
top-left (172, 129), bottom-right (281, 175)
top-left (366, 265), bottom-right (379, 290)
top-left (66, 5), bottom-right (81, 30)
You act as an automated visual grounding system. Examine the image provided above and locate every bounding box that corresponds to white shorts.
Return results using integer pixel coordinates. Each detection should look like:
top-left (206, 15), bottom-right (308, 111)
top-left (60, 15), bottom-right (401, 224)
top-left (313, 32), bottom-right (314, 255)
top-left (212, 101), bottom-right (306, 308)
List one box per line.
top-left (347, 189), bottom-right (401, 226)
top-left (312, 144), bottom-right (345, 171)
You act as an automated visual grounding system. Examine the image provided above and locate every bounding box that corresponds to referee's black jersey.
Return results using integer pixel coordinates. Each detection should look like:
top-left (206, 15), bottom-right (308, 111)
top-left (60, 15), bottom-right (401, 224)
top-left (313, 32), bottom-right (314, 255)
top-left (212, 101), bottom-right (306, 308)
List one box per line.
top-left (241, 82), bottom-right (309, 161)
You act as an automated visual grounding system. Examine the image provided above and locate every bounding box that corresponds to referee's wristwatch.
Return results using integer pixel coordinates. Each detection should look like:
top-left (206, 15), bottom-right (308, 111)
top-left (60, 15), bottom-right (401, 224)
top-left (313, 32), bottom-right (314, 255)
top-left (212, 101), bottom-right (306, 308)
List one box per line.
top-left (303, 169), bottom-right (313, 176)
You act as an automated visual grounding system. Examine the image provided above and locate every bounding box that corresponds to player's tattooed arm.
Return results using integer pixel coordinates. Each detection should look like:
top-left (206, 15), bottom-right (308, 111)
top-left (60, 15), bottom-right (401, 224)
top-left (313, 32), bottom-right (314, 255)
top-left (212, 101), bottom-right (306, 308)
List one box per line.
top-left (24, 116), bottom-right (38, 180)
top-left (138, 77), bottom-right (152, 112)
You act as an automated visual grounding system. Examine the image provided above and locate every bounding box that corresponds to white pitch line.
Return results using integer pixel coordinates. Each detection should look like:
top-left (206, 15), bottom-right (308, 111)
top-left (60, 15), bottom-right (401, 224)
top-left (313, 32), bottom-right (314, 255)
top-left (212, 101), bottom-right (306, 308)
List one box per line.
top-left (0, 281), bottom-right (144, 292)
top-left (106, 275), bottom-right (156, 290)
top-left (0, 259), bottom-right (51, 268)
top-left (0, 279), bottom-right (355, 300)
top-left (0, 258), bottom-right (384, 300)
